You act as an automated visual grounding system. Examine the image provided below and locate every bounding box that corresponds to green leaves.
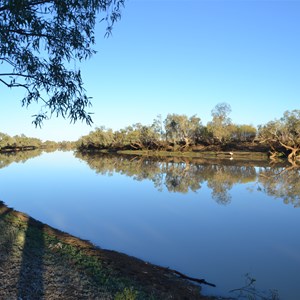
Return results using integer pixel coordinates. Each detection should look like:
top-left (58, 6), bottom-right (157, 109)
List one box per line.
top-left (257, 110), bottom-right (300, 160)
top-left (0, 0), bottom-right (125, 126)
top-left (164, 114), bottom-right (203, 148)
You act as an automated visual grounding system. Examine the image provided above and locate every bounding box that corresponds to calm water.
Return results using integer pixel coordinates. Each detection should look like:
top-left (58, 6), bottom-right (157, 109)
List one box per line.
top-left (0, 150), bottom-right (299, 299)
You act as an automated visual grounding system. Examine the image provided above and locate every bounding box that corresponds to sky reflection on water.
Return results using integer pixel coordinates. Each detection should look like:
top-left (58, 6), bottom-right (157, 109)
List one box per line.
top-left (0, 151), bottom-right (299, 299)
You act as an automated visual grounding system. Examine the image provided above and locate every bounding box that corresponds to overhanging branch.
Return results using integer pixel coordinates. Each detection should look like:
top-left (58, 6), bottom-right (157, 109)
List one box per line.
top-left (0, 78), bottom-right (30, 91)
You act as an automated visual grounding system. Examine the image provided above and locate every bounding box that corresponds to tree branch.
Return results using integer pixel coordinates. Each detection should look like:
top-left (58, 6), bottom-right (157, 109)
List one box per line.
top-left (7, 28), bottom-right (58, 41)
top-left (0, 0), bottom-right (52, 12)
top-left (279, 141), bottom-right (296, 151)
top-left (0, 78), bottom-right (30, 91)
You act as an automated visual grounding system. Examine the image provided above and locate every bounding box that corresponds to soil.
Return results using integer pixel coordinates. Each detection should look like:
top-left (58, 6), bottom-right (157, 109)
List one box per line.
top-left (0, 201), bottom-right (218, 300)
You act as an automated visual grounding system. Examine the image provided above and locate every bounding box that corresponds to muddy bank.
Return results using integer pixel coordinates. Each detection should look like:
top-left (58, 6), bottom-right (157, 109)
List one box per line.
top-left (0, 201), bottom-right (217, 300)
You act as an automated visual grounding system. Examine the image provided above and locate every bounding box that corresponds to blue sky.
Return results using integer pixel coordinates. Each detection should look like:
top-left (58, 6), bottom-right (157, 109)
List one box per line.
top-left (1, 0), bottom-right (299, 141)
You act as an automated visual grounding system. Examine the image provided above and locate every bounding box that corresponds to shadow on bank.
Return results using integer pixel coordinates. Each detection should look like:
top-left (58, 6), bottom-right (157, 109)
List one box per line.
top-left (17, 217), bottom-right (45, 299)
top-left (0, 201), bottom-right (216, 300)
top-left (0, 203), bottom-right (45, 298)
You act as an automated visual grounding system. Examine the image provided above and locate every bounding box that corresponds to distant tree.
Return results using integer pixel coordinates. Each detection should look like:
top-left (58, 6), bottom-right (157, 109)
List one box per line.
top-left (277, 110), bottom-right (300, 160)
top-left (113, 129), bottom-right (128, 149)
top-left (120, 125), bottom-right (142, 150)
top-left (231, 124), bottom-right (257, 142)
top-left (0, 0), bottom-right (125, 126)
top-left (164, 114), bottom-right (202, 149)
top-left (207, 103), bottom-right (233, 145)
top-left (119, 123), bottom-right (160, 150)
top-left (0, 132), bottom-right (13, 149)
top-left (78, 126), bottom-right (114, 149)
top-left (0, 132), bottom-right (42, 150)
top-left (257, 110), bottom-right (300, 161)
top-left (43, 140), bottom-right (58, 150)
top-left (152, 114), bottom-right (164, 141)
top-left (58, 140), bottom-right (76, 150)
top-left (256, 120), bottom-right (281, 159)
top-left (139, 124), bottom-right (161, 150)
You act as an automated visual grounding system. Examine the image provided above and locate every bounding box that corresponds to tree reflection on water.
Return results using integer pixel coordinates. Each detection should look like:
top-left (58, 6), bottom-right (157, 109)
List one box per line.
top-left (258, 164), bottom-right (300, 208)
top-left (0, 149), bottom-right (43, 170)
top-left (75, 152), bottom-right (299, 207)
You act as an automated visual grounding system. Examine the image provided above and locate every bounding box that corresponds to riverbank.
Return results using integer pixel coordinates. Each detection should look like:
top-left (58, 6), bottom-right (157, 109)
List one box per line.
top-left (79, 149), bottom-right (269, 161)
top-left (0, 201), bottom-right (217, 300)
top-left (118, 150), bottom-right (268, 160)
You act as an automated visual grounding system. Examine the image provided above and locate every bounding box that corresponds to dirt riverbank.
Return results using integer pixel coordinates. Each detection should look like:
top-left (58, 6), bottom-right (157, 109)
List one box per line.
top-left (0, 201), bottom-right (218, 300)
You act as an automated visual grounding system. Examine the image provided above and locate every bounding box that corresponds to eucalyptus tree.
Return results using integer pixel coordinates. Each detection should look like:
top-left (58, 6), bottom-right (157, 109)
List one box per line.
top-left (256, 120), bottom-right (282, 159)
top-left (0, 132), bottom-right (13, 149)
top-left (0, 0), bottom-right (125, 126)
top-left (257, 110), bottom-right (300, 161)
top-left (277, 110), bottom-right (300, 160)
top-left (43, 140), bottom-right (59, 150)
top-left (139, 124), bottom-right (161, 149)
top-left (164, 114), bottom-right (202, 149)
top-left (99, 125), bottom-right (142, 150)
top-left (13, 134), bottom-right (42, 149)
top-left (120, 125), bottom-right (144, 150)
top-left (207, 102), bottom-right (233, 145)
top-left (152, 114), bottom-right (164, 141)
top-left (0, 132), bottom-right (42, 150)
top-left (77, 126), bottom-right (114, 149)
top-left (113, 128), bottom-right (129, 149)
top-left (123, 123), bottom-right (161, 150)
top-left (232, 124), bottom-right (257, 142)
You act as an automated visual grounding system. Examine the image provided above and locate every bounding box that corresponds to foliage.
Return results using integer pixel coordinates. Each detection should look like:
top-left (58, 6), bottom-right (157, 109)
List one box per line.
top-left (232, 124), bottom-right (257, 142)
top-left (77, 105), bottom-right (259, 152)
top-left (0, 132), bottom-right (42, 150)
top-left (118, 124), bottom-right (159, 150)
top-left (0, 0), bottom-right (125, 126)
top-left (26, 102), bottom-right (294, 161)
top-left (257, 110), bottom-right (300, 160)
top-left (164, 114), bottom-right (202, 149)
top-left (57, 140), bottom-right (77, 150)
top-left (42, 140), bottom-right (57, 148)
top-left (207, 102), bottom-right (233, 144)
top-left (0, 131), bottom-right (60, 152)
top-left (78, 126), bottom-right (115, 149)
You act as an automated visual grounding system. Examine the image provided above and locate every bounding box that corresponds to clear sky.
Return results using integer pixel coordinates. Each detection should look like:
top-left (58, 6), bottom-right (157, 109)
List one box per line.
top-left (1, 0), bottom-right (299, 141)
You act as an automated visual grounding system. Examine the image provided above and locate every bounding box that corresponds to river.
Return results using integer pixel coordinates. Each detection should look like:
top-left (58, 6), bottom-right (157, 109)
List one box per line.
top-left (0, 150), bottom-right (299, 299)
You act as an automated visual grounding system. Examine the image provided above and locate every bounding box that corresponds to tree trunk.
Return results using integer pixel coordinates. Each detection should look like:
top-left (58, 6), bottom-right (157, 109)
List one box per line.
top-left (183, 137), bottom-right (191, 149)
top-left (288, 148), bottom-right (299, 161)
top-left (269, 151), bottom-right (278, 160)
top-left (279, 141), bottom-right (300, 161)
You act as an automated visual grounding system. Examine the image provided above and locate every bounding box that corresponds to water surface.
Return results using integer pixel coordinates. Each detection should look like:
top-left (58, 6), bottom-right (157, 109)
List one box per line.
top-left (0, 150), bottom-right (299, 299)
